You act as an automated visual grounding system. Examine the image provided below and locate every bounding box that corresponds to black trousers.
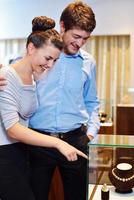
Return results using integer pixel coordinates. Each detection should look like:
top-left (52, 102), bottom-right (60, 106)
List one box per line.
top-left (0, 143), bottom-right (35, 200)
top-left (29, 128), bottom-right (89, 200)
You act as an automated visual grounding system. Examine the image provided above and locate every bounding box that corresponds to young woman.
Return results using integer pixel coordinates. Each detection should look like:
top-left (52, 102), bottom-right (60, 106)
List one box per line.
top-left (0, 16), bottom-right (87, 200)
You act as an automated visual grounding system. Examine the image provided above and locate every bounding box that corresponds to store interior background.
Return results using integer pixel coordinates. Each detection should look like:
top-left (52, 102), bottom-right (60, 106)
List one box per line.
top-left (0, 0), bottom-right (134, 135)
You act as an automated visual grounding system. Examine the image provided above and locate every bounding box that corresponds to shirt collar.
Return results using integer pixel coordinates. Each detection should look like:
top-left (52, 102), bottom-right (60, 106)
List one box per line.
top-left (61, 50), bottom-right (84, 60)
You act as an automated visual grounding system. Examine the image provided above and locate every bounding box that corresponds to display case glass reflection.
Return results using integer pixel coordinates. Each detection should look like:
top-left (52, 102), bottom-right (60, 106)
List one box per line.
top-left (88, 134), bottom-right (134, 200)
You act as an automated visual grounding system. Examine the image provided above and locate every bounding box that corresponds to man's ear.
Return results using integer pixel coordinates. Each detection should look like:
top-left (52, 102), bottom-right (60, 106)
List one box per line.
top-left (59, 21), bottom-right (65, 36)
top-left (27, 43), bottom-right (35, 55)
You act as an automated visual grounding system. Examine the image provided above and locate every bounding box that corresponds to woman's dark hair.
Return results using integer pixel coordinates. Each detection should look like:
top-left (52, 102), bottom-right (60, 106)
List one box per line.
top-left (60, 1), bottom-right (96, 33)
top-left (26, 16), bottom-right (63, 50)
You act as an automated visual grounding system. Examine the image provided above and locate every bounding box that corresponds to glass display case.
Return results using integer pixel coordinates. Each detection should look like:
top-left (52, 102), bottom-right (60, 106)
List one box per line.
top-left (88, 134), bottom-right (134, 200)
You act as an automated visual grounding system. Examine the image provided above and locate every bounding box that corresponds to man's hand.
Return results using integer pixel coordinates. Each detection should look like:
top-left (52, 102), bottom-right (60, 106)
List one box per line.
top-left (0, 64), bottom-right (7, 90)
top-left (0, 74), bottom-right (6, 85)
top-left (87, 134), bottom-right (94, 141)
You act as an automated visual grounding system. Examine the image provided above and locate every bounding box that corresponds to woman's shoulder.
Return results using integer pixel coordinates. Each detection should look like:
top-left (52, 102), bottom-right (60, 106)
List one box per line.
top-left (1, 66), bottom-right (22, 92)
top-left (2, 66), bottom-right (20, 83)
top-left (1, 65), bottom-right (10, 75)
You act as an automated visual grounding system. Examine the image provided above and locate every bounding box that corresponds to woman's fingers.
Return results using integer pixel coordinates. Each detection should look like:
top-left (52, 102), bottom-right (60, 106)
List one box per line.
top-left (76, 149), bottom-right (88, 160)
top-left (66, 149), bottom-right (88, 161)
top-left (66, 152), bottom-right (78, 161)
top-left (57, 140), bottom-right (88, 161)
top-left (67, 148), bottom-right (88, 161)
top-left (65, 147), bottom-right (88, 161)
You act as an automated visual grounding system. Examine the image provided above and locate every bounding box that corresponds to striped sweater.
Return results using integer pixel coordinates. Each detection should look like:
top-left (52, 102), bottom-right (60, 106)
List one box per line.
top-left (0, 66), bottom-right (38, 145)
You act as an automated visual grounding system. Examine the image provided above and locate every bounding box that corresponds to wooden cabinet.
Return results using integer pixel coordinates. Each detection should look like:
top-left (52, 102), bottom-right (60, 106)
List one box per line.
top-left (116, 104), bottom-right (134, 135)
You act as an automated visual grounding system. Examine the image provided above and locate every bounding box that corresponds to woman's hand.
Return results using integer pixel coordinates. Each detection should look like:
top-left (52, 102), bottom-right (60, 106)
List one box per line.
top-left (56, 140), bottom-right (88, 161)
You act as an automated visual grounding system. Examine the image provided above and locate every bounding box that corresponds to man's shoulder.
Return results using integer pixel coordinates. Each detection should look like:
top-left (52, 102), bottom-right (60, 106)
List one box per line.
top-left (80, 49), bottom-right (96, 63)
top-left (80, 49), bottom-right (96, 72)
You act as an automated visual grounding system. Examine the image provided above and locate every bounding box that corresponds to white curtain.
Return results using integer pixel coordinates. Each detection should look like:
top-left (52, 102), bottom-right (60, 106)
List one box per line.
top-left (0, 39), bottom-right (26, 65)
top-left (0, 36), bottom-right (130, 132)
top-left (83, 35), bottom-right (130, 128)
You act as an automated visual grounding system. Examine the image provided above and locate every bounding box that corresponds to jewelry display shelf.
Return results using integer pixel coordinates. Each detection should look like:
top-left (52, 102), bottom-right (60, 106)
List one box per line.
top-left (88, 134), bottom-right (134, 200)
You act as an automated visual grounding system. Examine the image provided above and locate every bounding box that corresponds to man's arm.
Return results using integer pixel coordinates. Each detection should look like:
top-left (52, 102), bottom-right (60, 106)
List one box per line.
top-left (83, 61), bottom-right (100, 140)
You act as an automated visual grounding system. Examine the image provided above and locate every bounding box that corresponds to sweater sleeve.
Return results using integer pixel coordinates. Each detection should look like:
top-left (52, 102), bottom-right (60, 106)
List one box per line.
top-left (0, 68), bottom-right (20, 130)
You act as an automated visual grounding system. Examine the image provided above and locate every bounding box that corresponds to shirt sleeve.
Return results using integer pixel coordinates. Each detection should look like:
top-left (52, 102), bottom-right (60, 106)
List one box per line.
top-left (83, 60), bottom-right (100, 137)
top-left (0, 72), bottom-right (20, 130)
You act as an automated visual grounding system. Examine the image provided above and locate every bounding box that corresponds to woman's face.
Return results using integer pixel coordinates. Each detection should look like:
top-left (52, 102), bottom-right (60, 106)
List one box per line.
top-left (29, 43), bottom-right (61, 74)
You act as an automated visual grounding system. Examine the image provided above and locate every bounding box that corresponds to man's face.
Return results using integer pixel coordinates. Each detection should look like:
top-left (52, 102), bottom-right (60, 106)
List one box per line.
top-left (61, 28), bottom-right (90, 55)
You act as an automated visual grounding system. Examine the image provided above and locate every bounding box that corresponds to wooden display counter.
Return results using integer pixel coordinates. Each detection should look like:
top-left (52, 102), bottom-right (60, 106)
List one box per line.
top-left (99, 122), bottom-right (113, 134)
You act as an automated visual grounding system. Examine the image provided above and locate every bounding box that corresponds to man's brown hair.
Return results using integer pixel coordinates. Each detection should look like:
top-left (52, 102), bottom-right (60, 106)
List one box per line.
top-left (60, 1), bottom-right (96, 33)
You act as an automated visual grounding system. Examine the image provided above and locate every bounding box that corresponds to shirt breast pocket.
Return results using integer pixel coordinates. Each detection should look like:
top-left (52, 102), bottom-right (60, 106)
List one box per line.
top-left (65, 69), bottom-right (84, 95)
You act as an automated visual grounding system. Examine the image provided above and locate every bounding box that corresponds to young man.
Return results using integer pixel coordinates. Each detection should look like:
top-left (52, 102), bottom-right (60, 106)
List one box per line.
top-left (28, 2), bottom-right (100, 200)
top-left (0, 1), bottom-right (100, 200)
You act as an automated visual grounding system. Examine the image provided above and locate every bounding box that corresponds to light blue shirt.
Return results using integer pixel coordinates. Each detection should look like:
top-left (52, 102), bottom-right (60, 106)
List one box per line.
top-left (29, 49), bottom-right (100, 137)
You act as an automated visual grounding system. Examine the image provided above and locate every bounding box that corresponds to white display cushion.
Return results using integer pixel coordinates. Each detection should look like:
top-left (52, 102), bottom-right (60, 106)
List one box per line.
top-left (117, 163), bottom-right (132, 170)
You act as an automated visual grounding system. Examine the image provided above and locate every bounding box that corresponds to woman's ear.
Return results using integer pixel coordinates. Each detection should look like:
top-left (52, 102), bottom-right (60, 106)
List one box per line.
top-left (27, 43), bottom-right (35, 55)
top-left (59, 21), bottom-right (65, 36)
